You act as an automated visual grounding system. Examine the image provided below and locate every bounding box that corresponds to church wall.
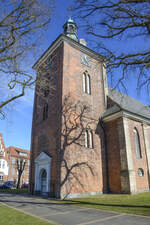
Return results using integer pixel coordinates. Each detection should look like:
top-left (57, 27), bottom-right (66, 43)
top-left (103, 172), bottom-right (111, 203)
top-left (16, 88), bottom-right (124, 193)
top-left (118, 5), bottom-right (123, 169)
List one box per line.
top-left (104, 119), bottom-right (122, 193)
top-left (62, 41), bottom-right (106, 117)
top-left (59, 41), bottom-right (106, 198)
top-left (105, 116), bottom-right (150, 194)
top-left (30, 43), bottom-right (64, 196)
top-left (127, 119), bottom-right (150, 192)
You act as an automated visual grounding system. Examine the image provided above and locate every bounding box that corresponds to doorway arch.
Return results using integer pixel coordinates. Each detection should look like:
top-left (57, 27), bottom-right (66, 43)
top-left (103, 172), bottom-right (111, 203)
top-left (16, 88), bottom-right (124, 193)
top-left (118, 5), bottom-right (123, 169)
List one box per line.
top-left (34, 152), bottom-right (52, 195)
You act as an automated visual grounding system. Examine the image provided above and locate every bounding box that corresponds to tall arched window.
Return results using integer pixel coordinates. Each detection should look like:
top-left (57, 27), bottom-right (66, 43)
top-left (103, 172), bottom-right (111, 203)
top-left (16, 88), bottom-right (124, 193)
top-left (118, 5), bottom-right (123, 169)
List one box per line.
top-left (82, 71), bottom-right (91, 95)
top-left (43, 103), bottom-right (48, 120)
top-left (83, 72), bottom-right (86, 93)
top-left (133, 129), bottom-right (142, 159)
top-left (89, 130), bottom-right (93, 148)
top-left (84, 129), bottom-right (94, 149)
top-left (87, 74), bottom-right (91, 94)
top-left (85, 130), bottom-right (88, 148)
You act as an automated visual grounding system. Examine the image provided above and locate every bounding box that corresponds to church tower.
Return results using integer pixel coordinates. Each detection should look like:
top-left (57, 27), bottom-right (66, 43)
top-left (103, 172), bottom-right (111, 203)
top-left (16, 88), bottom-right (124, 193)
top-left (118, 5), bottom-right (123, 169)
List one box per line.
top-left (30, 19), bottom-right (108, 198)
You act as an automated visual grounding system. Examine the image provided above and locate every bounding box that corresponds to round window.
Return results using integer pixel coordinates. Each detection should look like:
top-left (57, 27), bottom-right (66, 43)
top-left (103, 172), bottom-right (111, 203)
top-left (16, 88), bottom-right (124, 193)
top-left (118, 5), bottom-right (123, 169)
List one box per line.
top-left (138, 168), bottom-right (144, 177)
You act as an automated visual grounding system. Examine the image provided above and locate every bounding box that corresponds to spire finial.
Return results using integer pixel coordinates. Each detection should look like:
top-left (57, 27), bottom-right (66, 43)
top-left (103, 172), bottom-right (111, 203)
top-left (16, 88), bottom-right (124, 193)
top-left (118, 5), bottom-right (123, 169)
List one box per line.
top-left (67, 6), bottom-right (72, 19)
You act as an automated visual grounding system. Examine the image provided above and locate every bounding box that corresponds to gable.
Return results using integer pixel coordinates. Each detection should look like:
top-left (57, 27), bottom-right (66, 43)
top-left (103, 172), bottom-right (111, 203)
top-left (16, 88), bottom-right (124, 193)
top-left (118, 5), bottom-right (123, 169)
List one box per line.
top-left (33, 34), bottom-right (104, 70)
top-left (34, 152), bottom-right (52, 163)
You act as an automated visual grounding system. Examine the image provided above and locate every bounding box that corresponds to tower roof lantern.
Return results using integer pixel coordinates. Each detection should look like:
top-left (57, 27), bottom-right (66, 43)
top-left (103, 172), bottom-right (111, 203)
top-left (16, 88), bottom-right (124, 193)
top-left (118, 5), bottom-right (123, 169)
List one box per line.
top-left (63, 18), bottom-right (78, 41)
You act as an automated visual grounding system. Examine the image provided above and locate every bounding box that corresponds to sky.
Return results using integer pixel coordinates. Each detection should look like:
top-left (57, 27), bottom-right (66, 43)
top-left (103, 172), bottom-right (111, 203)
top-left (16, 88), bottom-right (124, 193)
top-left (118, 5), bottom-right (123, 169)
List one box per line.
top-left (1, 0), bottom-right (150, 150)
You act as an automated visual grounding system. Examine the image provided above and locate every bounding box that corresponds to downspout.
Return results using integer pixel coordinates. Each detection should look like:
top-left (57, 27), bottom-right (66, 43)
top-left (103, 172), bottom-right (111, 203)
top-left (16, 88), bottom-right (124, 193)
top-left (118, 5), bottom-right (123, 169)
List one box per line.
top-left (99, 117), bottom-right (110, 193)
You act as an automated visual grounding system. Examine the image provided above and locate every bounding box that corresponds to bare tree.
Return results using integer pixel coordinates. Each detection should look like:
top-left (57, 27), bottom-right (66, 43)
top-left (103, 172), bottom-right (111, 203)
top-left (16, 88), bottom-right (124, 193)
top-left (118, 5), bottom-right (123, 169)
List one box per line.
top-left (16, 158), bottom-right (26, 188)
top-left (56, 95), bottom-right (95, 199)
top-left (0, 0), bottom-right (54, 118)
top-left (72, 0), bottom-right (150, 93)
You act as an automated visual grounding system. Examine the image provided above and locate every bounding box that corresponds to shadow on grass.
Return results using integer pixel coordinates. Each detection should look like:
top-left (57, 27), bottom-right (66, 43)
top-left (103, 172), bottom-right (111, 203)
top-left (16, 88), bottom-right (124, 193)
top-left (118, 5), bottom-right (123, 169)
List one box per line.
top-left (0, 195), bottom-right (150, 210)
top-left (60, 199), bottom-right (150, 209)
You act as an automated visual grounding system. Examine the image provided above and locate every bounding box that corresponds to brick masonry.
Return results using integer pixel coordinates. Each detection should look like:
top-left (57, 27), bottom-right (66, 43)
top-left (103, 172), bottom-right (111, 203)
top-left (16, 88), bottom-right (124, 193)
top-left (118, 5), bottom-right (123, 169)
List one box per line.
top-left (30, 28), bottom-right (150, 198)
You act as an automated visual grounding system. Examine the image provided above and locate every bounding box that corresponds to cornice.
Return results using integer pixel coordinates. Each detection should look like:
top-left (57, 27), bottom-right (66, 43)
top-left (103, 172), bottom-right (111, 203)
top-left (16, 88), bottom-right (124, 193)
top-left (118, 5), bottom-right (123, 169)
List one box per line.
top-left (102, 110), bottom-right (150, 125)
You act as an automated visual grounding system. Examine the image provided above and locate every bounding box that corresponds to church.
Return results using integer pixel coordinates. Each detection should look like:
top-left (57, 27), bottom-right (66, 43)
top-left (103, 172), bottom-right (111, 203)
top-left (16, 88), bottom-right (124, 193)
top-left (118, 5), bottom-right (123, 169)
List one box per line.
top-left (30, 19), bottom-right (150, 198)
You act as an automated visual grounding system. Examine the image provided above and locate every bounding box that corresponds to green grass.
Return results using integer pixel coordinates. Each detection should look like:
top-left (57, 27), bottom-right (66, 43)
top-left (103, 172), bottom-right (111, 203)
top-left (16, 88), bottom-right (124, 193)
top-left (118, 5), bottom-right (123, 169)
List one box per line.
top-left (0, 188), bottom-right (28, 194)
top-left (0, 205), bottom-right (53, 225)
top-left (58, 192), bottom-right (150, 217)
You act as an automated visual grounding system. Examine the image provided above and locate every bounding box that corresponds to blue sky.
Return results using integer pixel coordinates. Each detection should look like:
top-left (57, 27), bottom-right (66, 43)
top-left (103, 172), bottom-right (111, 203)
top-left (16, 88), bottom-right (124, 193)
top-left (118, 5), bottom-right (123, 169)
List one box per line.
top-left (1, 0), bottom-right (150, 150)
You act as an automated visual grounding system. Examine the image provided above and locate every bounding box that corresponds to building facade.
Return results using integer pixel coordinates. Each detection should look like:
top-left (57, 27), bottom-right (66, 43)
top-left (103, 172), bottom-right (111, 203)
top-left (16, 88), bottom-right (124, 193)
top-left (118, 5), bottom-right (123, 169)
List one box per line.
top-left (0, 133), bottom-right (30, 186)
top-left (7, 146), bottom-right (30, 186)
top-left (0, 134), bottom-right (9, 183)
top-left (30, 19), bottom-right (150, 198)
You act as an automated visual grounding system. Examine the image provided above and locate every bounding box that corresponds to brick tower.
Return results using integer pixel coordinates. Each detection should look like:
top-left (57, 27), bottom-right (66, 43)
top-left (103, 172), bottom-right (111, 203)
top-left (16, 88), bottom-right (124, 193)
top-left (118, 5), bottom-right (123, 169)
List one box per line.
top-left (30, 19), bottom-right (108, 198)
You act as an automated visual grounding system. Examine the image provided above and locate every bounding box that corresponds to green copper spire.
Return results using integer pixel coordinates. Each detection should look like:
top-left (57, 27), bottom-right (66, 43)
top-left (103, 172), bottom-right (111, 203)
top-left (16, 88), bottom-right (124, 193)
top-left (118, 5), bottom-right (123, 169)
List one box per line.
top-left (63, 18), bottom-right (78, 41)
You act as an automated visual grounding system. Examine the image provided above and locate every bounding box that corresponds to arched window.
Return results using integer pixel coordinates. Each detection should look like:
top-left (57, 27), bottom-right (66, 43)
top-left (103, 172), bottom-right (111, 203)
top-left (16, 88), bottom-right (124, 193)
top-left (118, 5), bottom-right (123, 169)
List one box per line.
top-left (84, 129), bottom-right (94, 149)
top-left (82, 71), bottom-right (91, 95)
top-left (83, 72), bottom-right (86, 93)
top-left (43, 103), bottom-right (48, 120)
top-left (85, 130), bottom-right (88, 148)
top-left (87, 74), bottom-right (91, 94)
top-left (133, 129), bottom-right (142, 159)
top-left (138, 168), bottom-right (144, 177)
top-left (89, 130), bottom-right (93, 148)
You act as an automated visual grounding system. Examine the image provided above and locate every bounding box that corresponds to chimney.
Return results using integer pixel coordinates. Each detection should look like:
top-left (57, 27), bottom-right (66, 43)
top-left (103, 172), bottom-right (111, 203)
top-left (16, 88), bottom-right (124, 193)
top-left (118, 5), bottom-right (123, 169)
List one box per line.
top-left (79, 39), bottom-right (87, 46)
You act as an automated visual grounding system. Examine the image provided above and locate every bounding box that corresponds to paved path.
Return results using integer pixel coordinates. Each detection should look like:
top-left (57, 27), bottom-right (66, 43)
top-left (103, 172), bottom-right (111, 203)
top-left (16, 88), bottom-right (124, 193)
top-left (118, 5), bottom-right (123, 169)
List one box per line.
top-left (0, 193), bottom-right (150, 225)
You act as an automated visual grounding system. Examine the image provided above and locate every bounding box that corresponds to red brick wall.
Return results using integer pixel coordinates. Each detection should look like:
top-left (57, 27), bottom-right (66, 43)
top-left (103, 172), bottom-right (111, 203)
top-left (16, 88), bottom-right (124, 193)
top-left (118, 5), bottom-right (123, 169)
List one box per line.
top-left (104, 116), bottom-right (150, 194)
top-left (30, 43), bottom-right (64, 196)
top-left (0, 134), bottom-right (30, 186)
top-left (127, 119), bottom-right (150, 191)
top-left (6, 147), bottom-right (30, 187)
top-left (104, 119), bottom-right (122, 193)
top-left (31, 39), bottom-right (107, 198)
top-left (60, 41), bottom-right (106, 197)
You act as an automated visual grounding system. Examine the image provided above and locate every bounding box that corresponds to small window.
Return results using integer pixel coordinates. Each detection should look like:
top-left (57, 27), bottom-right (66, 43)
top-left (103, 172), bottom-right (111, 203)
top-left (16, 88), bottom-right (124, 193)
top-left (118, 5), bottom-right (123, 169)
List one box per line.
top-left (19, 152), bottom-right (27, 157)
top-left (89, 130), bottom-right (93, 148)
top-left (133, 129), bottom-right (142, 159)
top-left (84, 129), bottom-right (94, 149)
top-left (83, 72), bottom-right (86, 93)
top-left (12, 158), bottom-right (15, 165)
top-left (82, 71), bottom-right (91, 95)
top-left (138, 168), bottom-right (144, 177)
top-left (0, 174), bottom-right (3, 181)
top-left (2, 161), bottom-right (5, 169)
top-left (43, 103), bottom-right (48, 120)
top-left (87, 74), bottom-right (91, 94)
top-left (12, 168), bottom-right (15, 176)
top-left (85, 130), bottom-right (88, 148)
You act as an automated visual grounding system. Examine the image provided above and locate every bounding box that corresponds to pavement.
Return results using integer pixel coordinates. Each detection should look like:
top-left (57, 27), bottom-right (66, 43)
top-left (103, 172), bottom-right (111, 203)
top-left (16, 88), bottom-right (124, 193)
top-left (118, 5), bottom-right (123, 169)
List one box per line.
top-left (0, 193), bottom-right (150, 225)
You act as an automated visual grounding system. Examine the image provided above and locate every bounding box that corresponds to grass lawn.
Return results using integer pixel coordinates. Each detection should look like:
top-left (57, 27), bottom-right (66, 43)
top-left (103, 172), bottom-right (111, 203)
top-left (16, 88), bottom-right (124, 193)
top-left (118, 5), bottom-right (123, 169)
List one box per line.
top-left (0, 205), bottom-right (53, 225)
top-left (58, 192), bottom-right (150, 217)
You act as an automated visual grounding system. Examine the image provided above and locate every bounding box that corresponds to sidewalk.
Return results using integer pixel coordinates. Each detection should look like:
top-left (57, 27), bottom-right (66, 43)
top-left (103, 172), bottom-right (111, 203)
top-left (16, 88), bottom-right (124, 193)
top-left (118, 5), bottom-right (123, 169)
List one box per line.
top-left (0, 193), bottom-right (150, 225)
